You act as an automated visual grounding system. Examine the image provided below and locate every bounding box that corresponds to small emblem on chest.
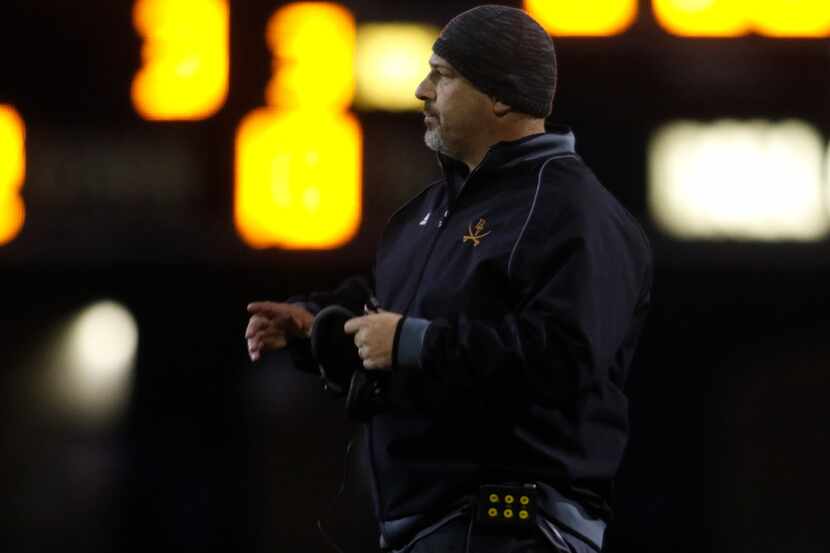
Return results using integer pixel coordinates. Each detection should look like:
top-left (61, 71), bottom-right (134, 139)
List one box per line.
top-left (462, 217), bottom-right (492, 247)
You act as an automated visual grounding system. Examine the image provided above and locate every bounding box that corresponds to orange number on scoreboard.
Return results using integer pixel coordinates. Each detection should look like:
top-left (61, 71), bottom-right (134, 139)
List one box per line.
top-left (525, 0), bottom-right (637, 36)
top-left (235, 2), bottom-right (362, 250)
top-left (653, 0), bottom-right (830, 37)
top-left (132, 0), bottom-right (230, 120)
top-left (0, 105), bottom-right (26, 246)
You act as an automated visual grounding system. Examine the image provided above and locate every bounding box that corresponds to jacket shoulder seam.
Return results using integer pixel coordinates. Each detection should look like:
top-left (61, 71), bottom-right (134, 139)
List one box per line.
top-left (507, 154), bottom-right (575, 279)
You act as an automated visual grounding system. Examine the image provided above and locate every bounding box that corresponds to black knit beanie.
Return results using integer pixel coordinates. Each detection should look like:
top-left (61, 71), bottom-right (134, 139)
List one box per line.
top-left (433, 5), bottom-right (557, 118)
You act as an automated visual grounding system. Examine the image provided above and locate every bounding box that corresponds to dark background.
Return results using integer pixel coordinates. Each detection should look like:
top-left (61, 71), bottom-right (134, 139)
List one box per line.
top-left (1, 1), bottom-right (829, 552)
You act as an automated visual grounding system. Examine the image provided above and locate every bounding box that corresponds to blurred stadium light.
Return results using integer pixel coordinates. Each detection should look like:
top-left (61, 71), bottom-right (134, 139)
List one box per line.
top-left (355, 23), bottom-right (439, 111)
top-left (652, 0), bottom-right (830, 37)
top-left (0, 104), bottom-right (25, 246)
top-left (235, 2), bottom-right (362, 250)
top-left (648, 120), bottom-right (828, 241)
top-left (235, 110), bottom-right (362, 249)
top-left (265, 2), bottom-right (355, 111)
top-left (525, 0), bottom-right (637, 36)
top-left (751, 0), bottom-right (830, 37)
top-left (652, 0), bottom-right (748, 37)
top-left (131, 0), bottom-right (229, 120)
top-left (45, 301), bottom-right (138, 426)
top-left (827, 140), bottom-right (830, 215)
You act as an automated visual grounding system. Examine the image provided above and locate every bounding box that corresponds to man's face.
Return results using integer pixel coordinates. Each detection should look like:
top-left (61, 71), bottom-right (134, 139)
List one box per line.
top-left (415, 53), bottom-right (493, 160)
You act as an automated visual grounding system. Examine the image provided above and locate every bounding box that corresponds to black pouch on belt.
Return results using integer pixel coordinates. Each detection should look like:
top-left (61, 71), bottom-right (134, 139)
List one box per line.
top-left (476, 484), bottom-right (539, 533)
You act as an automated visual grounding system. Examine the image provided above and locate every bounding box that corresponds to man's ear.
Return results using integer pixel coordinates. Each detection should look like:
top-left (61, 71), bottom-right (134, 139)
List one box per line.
top-left (493, 100), bottom-right (512, 117)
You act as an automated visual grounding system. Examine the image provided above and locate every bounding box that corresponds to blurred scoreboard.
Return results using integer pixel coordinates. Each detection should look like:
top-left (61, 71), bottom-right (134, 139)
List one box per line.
top-left (1, 0), bottom-right (829, 267)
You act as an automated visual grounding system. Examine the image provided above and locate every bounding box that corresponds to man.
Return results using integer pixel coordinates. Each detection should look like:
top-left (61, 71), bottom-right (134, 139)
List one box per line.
top-left (245, 5), bottom-right (652, 553)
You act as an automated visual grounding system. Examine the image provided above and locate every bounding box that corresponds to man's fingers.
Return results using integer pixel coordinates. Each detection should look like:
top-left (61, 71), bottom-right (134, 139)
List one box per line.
top-left (263, 336), bottom-right (287, 350)
top-left (344, 316), bottom-right (368, 334)
top-left (245, 314), bottom-right (270, 338)
top-left (363, 357), bottom-right (391, 371)
top-left (247, 337), bottom-right (260, 357)
top-left (247, 334), bottom-right (288, 362)
top-left (247, 302), bottom-right (291, 319)
top-left (352, 327), bottom-right (368, 348)
top-left (247, 302), bottom-right (274, 314)
top-left (248, 329), bottom-right (286, 347)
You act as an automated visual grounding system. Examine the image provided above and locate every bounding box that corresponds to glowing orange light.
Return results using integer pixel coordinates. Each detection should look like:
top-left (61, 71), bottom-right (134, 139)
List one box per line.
top-left (235, 2), bottom-right (362, 250)
top-left (265, 2), bottom-right (355, 111)
top-left (132, 0), bottom-right (229, 120)
top-left (751, 0), bottom-right (830, 37)
top-left (0, 105), bottom-right (26, 246)
top-left (524, 0), bottom-right (637, 36)
top-left (652, 0), bottom-right (749, 37)
top-left (235, 109), bottom-right (362, 249)
top-left (653, 0), bottom-right (830, 37)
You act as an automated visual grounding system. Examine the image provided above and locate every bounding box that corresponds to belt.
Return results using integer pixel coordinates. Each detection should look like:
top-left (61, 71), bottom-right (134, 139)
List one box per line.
top-left (535, 482), bottom-right (606, 551)
top-left (380, 483), bottom-right (606, 552)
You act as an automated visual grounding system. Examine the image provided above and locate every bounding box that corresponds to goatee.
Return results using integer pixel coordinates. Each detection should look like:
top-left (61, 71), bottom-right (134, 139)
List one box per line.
top-left (424, 127), bottom-right (447, 154)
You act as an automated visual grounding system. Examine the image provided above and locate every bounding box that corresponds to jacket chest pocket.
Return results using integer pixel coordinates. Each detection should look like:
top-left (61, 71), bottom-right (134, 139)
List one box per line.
top-left (419, 229), bottom-right (518, 318)
top-left (420, 216), bottom-right (518, 300)
top-left (452, 214), bottom-right (517, 266)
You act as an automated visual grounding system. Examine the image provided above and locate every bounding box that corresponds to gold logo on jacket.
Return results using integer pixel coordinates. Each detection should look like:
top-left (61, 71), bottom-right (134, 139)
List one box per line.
top-left (463, 218), bottom-right (491, 247)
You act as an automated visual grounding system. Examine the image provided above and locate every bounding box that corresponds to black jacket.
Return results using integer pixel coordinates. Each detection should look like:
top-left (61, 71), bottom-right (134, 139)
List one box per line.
top-left (289, 129), bottom-right (653, 548)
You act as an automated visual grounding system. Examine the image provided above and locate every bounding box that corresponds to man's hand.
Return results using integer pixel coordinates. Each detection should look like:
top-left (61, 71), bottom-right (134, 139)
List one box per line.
top-left (245, 302), bottom-right (315, 362)
top-left (344, 311), bottom-right (403, 370)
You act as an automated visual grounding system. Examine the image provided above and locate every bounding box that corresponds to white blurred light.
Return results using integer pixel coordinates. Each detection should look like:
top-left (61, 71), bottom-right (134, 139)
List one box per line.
top-left (70, 301), bottom-right (139, 375)
top-left (51, 301), bottom-right (139, 424)
top-left (648, 120), bottom-right (829, 241)
top-left (355, 23), bottom-right (439, 111)
top-left (827, 140), bottom-right (830, 214)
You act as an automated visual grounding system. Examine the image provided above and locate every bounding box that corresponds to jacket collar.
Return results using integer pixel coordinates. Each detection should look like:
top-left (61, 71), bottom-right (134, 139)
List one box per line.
top-left (436, 126), bottom-right (577, 203)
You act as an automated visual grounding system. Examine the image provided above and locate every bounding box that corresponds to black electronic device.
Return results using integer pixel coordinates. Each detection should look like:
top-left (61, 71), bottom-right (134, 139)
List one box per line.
top-left (476, 484), bottom-right (539, 531)
top-left (309, 304), bottom-right (389, 421)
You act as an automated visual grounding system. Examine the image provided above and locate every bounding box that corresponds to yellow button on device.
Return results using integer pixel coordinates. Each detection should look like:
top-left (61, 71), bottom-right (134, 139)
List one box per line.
top-left (488, 508), bottom-right (498, 517)
top-left (519, 510), bottom-right (529, 520)
top-left (489, 494), bottom-right (499, 503)
top-left (520, 495), bottom-right (530, 505)
top-left (503, 509), bottom-right (513, 518)
top-left (505, 495), bottom-right (514, 504)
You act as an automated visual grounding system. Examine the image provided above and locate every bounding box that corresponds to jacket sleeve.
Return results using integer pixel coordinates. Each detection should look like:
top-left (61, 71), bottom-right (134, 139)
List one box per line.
top-left (286, 272), bottom-right (376, 316)
top-left (387, 198), bottom-right (653, 415)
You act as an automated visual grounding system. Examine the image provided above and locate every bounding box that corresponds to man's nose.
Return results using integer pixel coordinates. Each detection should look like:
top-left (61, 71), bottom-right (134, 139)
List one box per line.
top-left (415, 78), bottom-right (433, 102)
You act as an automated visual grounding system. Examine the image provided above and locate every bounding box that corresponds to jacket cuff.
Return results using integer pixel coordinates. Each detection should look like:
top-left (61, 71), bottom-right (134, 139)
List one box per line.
top-left (395, 317), bottom-right (431, 370)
